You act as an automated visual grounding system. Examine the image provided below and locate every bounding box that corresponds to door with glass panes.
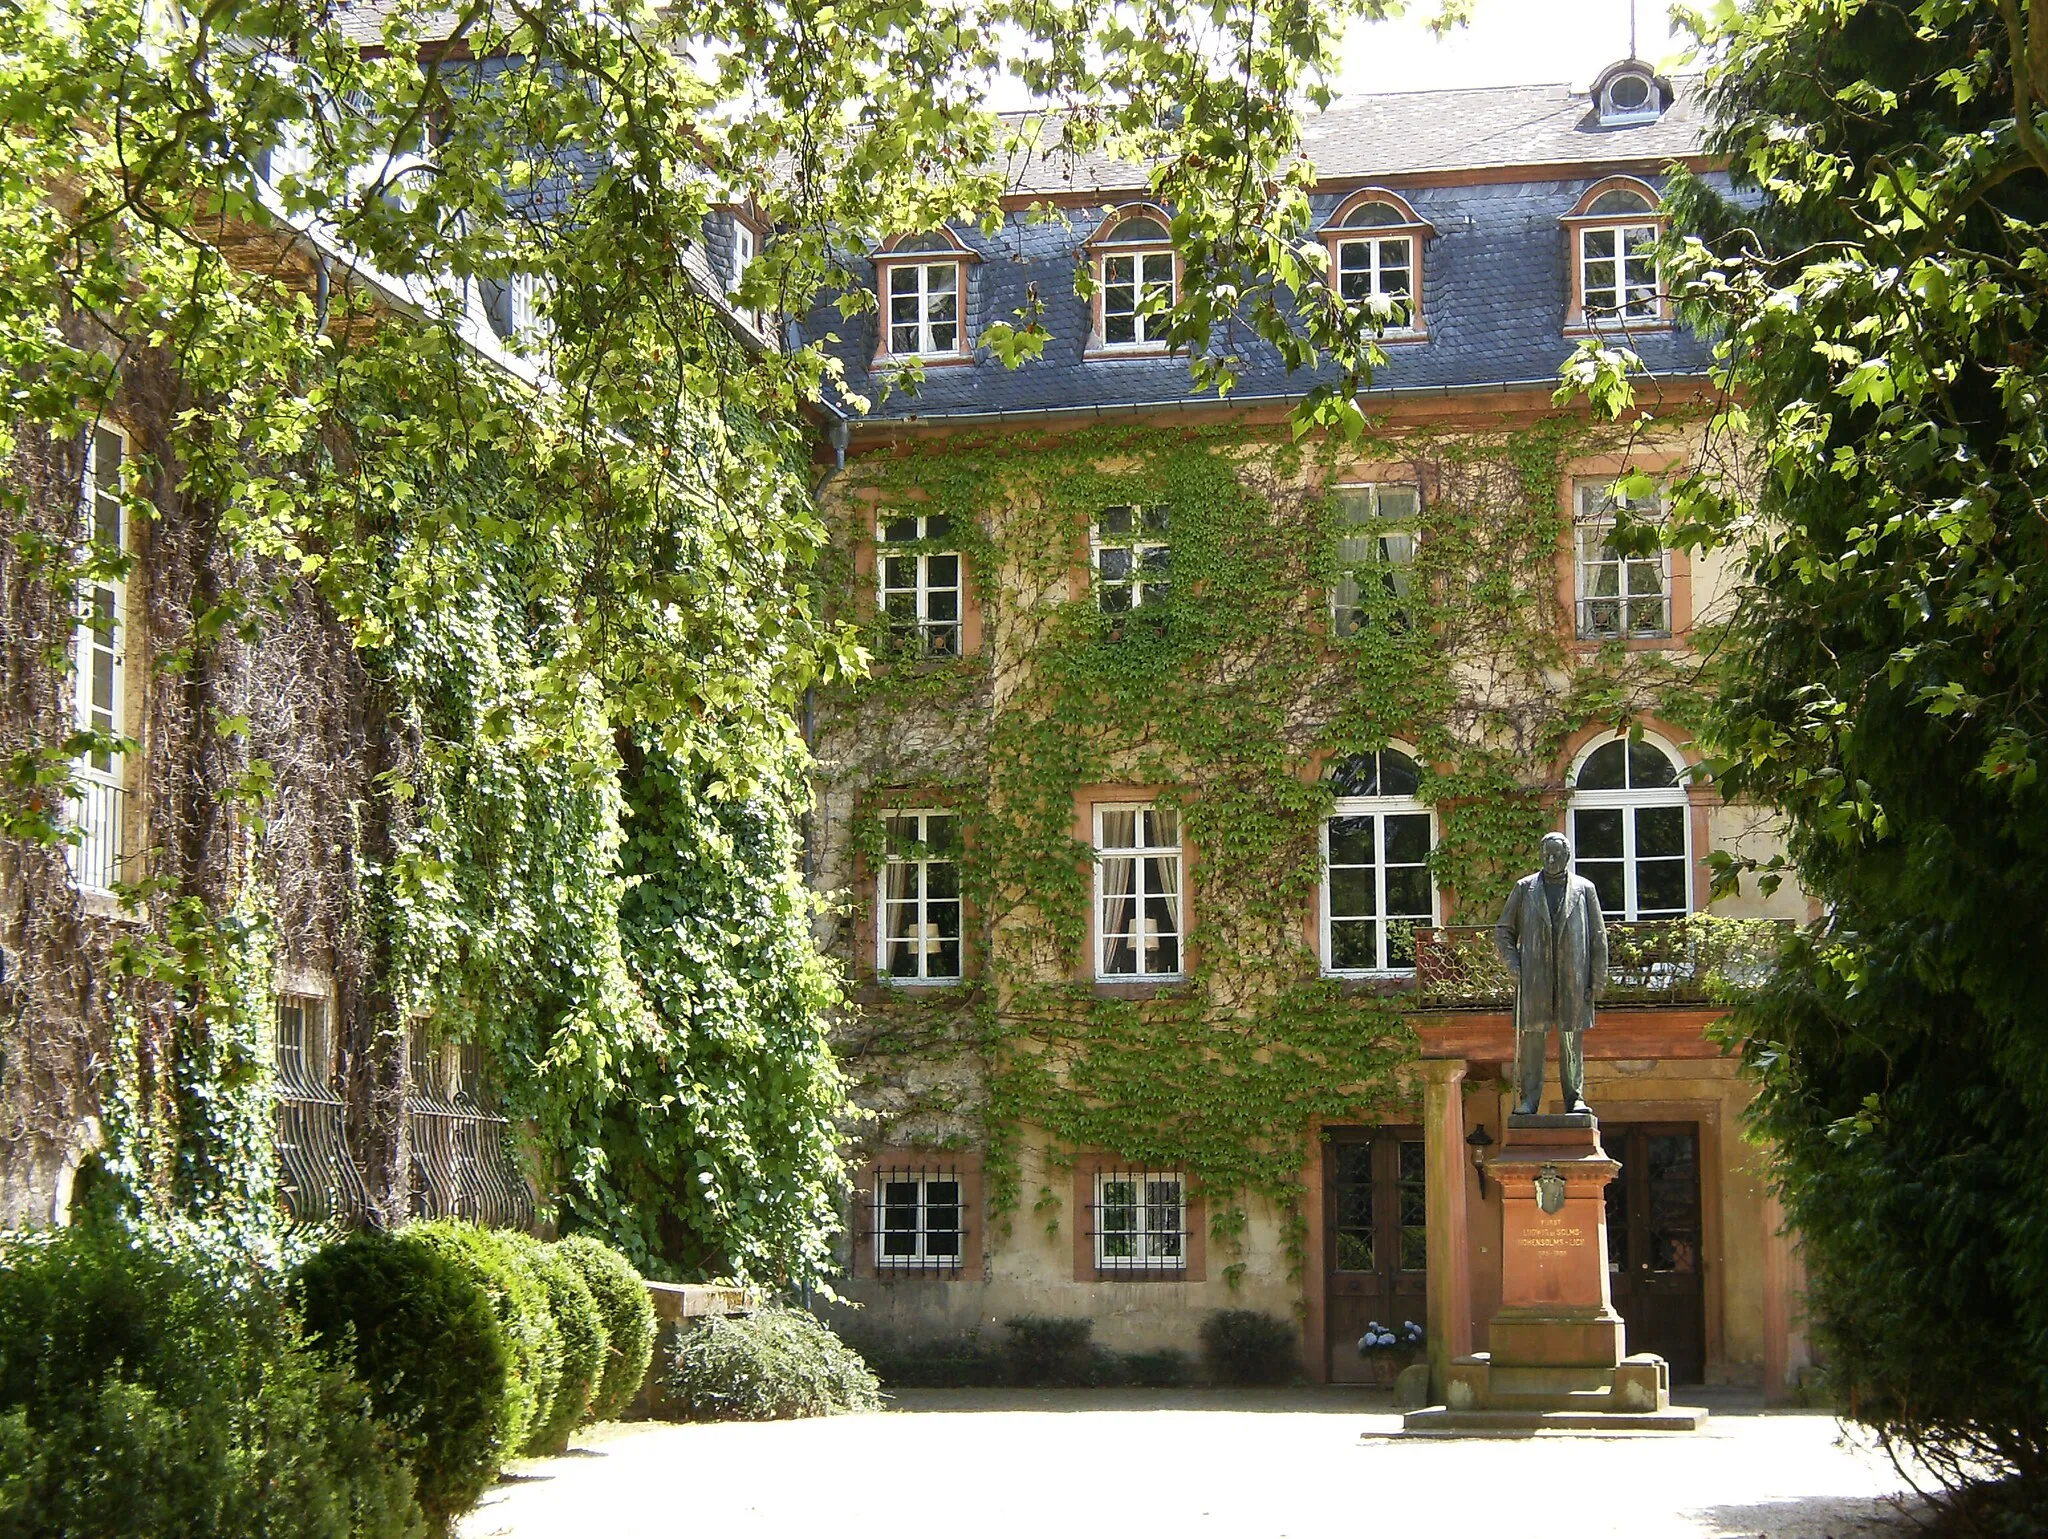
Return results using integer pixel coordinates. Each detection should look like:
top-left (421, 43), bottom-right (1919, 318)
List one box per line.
top-left (1322, 1126), bottom-right (1427, 1383)
top-left (1603, 1122), bottom-right (1707, 1384)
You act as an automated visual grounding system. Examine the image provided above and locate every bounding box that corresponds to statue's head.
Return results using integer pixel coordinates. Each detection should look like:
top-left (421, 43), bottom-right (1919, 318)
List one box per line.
top-left (1539, 832), bottom-right (1572, 878)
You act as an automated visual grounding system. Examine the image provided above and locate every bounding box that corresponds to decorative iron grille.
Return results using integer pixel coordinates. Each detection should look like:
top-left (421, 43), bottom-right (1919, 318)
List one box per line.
top-left (1089, 1170), bottom-right (1189, 1273)
top-left (274, 995), bottom-right (371, 1227)
top-left (868, 1166), bottom-right (965, 1274)
top-left (64, 778), bottom-right (123, 894)
top-left (1410, 916), bottom-right (1792, 1009)
top-left (407, 1036), bottom-right (535, 1231)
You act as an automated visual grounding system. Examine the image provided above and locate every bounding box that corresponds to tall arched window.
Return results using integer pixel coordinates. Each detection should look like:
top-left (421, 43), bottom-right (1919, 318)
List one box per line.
top-left (1322, 747), bottom-right (1436, 974)
top-left (1568, 734), bottom-right (1690, 920)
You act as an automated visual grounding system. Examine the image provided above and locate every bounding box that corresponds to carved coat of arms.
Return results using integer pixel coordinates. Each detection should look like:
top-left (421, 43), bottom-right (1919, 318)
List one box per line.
top-left (1535, 1162), bottom-right (1567, 1215)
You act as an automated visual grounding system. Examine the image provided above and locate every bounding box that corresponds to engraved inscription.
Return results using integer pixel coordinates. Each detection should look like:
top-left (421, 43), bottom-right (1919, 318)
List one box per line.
top-left (1520, 1216), bottom-right (1586, 1252)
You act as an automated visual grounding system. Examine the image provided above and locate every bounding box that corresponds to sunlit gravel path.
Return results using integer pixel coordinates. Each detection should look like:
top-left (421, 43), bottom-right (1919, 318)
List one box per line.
top-left (460, 1388), bottom-right (1923, 1539)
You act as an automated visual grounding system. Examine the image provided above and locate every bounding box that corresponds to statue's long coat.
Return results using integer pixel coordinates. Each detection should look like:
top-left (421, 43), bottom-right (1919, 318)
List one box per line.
top-left (1493, 872), bottom-right (1609, 1033)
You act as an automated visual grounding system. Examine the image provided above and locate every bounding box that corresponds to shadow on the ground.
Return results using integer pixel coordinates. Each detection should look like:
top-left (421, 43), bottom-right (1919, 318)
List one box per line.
top-left (883, 1385), bottom-right (1397, 1414)
top-left (1683, 1493), bottom-right (1926, 1539)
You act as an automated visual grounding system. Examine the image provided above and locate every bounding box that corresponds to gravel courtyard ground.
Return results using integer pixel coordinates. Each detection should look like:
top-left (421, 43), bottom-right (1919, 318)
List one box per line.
top-left (460, 1388), bottom-right (1926, 1539)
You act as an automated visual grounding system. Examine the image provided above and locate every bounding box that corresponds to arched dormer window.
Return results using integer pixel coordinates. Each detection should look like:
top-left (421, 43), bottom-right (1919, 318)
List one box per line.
top-left (1567, 732), bottom-right (1691, 920)
top-left (1317, 190), bottom-right (1432, 336)
top-left (1087, 206), bottom-right (1177, 352)
top-left (1562, 176), bottom-right (1666, 331)
top-left (1322, 746), bottom-right (1436, 974)
top-left (1591, 60), bottom-right (1669, 126)
top-left (872, 229), bottom-right (977, 362)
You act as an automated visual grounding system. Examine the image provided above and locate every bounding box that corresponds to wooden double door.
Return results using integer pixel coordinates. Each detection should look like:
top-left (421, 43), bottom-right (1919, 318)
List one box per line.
top-left (1322, 1126), bottom-right (1427, 1383)
top-left (1603, 1122), bottom-right (1707, 1384)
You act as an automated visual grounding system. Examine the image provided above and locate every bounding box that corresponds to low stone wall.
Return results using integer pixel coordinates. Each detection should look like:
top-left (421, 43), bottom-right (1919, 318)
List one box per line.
top-left (626, 1281), bottom-right (758, 1419)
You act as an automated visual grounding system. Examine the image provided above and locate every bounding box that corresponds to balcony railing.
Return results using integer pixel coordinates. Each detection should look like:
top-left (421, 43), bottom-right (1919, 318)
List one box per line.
top-left (407, 1041), bottom-right (535, 1231)
top-left (1409, 916), bottom-right (1792, 1010)
top-left (64, 778), bottom-right (124, 893)
top-left (1576, 595), bottom-right (1671, 641)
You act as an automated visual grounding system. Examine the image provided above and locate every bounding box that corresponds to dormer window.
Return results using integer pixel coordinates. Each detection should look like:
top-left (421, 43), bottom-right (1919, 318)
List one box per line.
top-left (1317, 190), bottom-right (1432, 337)
top-left (1592, 60), bottom-right (1669, 126)
top-left (1088, 208), bottom-right (1177, 352)
top-left (1563, 178), bottom-right (1667, 331)
top-left (872, 230), bottom-right (974, 363)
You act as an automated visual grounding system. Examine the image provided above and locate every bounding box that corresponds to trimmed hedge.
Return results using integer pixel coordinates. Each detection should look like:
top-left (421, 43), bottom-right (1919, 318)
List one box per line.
top-left (664, 1307), bottom-right (880, 1421)
top-left (505, 1235), bottom-right (607, 1455)
top-left (1199, 1309), bottom-right (1298, 1385)
top-left (556, 1234), bottom-right (655, 1421)
top-left (297, 1227), bottom-right (510, 1532)
top-left (0, 1222), bottom-right (423, 1539)
top-left (414, 1222), bottom-right (564, 1456)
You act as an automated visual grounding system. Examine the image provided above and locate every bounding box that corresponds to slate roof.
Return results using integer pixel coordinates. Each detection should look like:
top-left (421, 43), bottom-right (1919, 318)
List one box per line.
top-left (993, 76), bottom-right (1709, 196)
top-left (813, 70), bottom-right (1721, 425)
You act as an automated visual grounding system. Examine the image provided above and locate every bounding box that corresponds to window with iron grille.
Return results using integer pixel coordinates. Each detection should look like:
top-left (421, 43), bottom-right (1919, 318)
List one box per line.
top-left (1093, 504), bottom-right (1170, 613)
top-left (1574, 479), bottom-right (1669, 639)
top-left (878, 512), bottom-right (961, 657)
top-left (873, 1169), bottom-right (964, 1271)
top-left (1330, 484), bottom-right (1418, 637)
top-left (406, 1028), bottom-right (535, 1231)
top-left (1093, 1170), bottom-right (1187, 1271)
top-left (1095, 804), bottom-right (1182, 980)
top-left (274, 993), bottom-right (370, 1226)
top-left (879, 810), bottom-right (961, 982)
top-left (886, 261), bottom-right (961, 356)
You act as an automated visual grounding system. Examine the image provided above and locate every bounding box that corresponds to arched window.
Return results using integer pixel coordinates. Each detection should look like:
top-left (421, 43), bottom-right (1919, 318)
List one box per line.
top-left (1321, 190), bottom-right (1428, 333)
top-left (1565, 178), bottom-right (1664, 327)
top-left (1090, 208), bottom-right (1176, 350)
top-left (873, 230), bottom-right (973, 360)
top-left (1567, 734), bottom-right (1690, 920)
top-left (1323, 747), bottom-right (1435, 973)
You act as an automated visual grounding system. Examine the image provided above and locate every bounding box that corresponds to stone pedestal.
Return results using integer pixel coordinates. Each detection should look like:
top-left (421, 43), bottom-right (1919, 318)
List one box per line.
top-left (1403, 1113), bottom-right (1707, 1433)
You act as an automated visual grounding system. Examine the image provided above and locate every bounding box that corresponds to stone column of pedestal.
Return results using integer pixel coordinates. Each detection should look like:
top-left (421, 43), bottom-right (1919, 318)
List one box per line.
top-left (1421, 1059), bottom-right (1472, 1399)
top-left (1485, 1117), bottom-right (1625, 1389)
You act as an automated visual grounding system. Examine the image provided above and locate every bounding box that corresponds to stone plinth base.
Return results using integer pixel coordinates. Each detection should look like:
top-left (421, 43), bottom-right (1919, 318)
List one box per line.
top-left (1400, 1114), bottom-right (1705, 1434)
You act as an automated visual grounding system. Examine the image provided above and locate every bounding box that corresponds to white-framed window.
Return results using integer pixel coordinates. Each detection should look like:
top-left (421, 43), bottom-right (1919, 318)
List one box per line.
top-left (1331, 200), bottom-right (1417, 329)
top-left (68, 424), bottom-right (128, 894)
top-left (1577, 188), bottom-right (1660, 322)
top-left (1092, 503), bottom-right (1170, 612)
top-left (874, 1169), bottom-right (964, 1270)
top-left (1569, 733), bottom-right (1691, 920)
top-left (1331, 483), bottom-right (1419, 637)
top-left (1094, 804), bottom-right (1183, 980)
top-left (879, 810), bottom-right (962, 982)
top-left (1096, 214), bottom-right (1175, 348)
top-left (1093, 1170), bottom-right (1186, 1271)
top-left (1599, 67), bottom-right (1662, 125)
top-left (730, 219), bottom-right (756, 297)
top-left (1322, 748), bottom-right (1436, 974)
top-left (878, 512), bottom-right (962, 657)
top-left (1575, 478), bottom-right (1669, 639)
top-left (885, 261), bottom-right (961, 356)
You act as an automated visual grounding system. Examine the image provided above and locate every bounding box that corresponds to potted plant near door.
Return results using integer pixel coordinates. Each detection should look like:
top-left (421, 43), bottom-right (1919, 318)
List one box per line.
top-left (1356, 1319), bottom-right (1425, 1386)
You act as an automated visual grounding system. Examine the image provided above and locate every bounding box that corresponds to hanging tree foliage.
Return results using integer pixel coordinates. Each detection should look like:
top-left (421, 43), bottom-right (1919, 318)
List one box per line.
top-left (1568, 0), bottom-right (2048, 1515)
top-left (0, 0), bottom-right (1444, 1274)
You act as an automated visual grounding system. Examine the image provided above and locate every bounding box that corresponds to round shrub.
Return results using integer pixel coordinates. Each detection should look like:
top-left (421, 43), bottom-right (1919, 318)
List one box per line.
top-left (297, 1226), bottom-right (511, 1532)
top-left (414, 1222), bottom-right (563, 1457)
top-left (0, 1221), bottom-right (422, 1539)
top-left (664, 1306), bottom-right (881, 1422)
top-left (1199, 1309), bottom-right (1299, 1385)
top-left (555, 1234), bottom-right (654, 1421)
top-left (501, 1234), bottom-right (606, 1454)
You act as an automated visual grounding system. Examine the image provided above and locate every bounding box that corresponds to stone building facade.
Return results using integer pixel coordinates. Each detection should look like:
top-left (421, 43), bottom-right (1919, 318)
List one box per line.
top-left (805, 62), bottom-right (1814, 1396)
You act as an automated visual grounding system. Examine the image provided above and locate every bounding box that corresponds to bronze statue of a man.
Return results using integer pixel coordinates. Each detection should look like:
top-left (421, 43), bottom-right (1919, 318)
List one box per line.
top-left (1493, 832), bottom-right (1609, 1116)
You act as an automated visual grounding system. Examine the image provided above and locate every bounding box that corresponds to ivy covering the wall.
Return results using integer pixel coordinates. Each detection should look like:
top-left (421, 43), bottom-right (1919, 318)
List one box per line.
top-left (819, 416), bottom-right (1715, 1280)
